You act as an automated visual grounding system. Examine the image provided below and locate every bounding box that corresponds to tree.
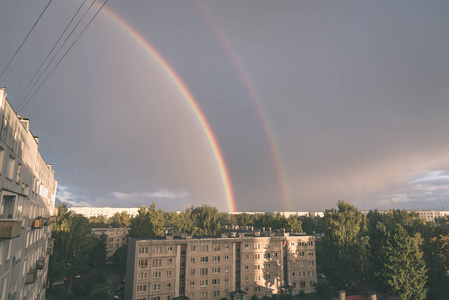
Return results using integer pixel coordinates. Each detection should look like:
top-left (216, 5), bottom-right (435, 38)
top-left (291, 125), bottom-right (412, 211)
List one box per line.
top-left (191, 205), bottom-right (221, 236)
top-left (88, 215), bottom-right (107, 228)
top-left (89, 233), bottom-right (107, 268)
top-left (423, 234), bottom-right (449, 299)
top-left (286, 215), bottom-right (302, 232)
top-left (128, 206), bottom-right (154, 238)
top-left (321, 201), bottom-right (367, 289)
top-left (108, 211), bottom-right (131, 227)
top-left (369, 223), bottom-right (427, 300)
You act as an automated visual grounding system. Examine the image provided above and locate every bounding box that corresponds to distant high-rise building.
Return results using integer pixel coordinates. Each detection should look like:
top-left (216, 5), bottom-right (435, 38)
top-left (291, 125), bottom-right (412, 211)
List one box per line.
top-left (69, 206), bottom-right (140, 219)
top-left (125, 229), bottom-right (317, 300)
top-left (0, 88), bottom-right (57, 299)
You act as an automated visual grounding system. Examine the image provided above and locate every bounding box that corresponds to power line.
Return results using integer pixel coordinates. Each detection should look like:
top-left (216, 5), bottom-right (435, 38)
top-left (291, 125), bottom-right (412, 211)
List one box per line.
top-left (15, 0), bottom-right (87, 110)
top-left (17, 0), bottom-right (109, 113)
top-left (0, 0), bottom-right (53, 81)
top-left (16, 0), bottom-right (97, 110)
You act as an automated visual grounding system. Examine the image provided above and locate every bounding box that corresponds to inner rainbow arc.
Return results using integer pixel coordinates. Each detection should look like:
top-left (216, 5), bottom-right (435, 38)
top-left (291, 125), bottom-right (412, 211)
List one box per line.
top-left (101, 5), bottom-right (236, 212)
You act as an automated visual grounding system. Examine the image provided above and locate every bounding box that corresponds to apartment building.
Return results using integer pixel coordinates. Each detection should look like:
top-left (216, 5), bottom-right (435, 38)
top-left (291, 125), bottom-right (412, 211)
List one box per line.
top-left (92, 227), bottom-right (129, 258)
top-left (70, 206), bottom-right (140, 219)
top-left (125, 229), bottom-right (317, 300)
top-left (0, 88), bottom-right (57, 299)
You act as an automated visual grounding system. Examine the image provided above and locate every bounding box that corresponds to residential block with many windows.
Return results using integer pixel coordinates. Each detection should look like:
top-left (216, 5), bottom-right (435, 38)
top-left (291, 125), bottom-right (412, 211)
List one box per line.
top-left (92, 227), bottom-right (129, 258)
top-left (125, 229), bottom-right (317, 300)
top-left (0, 88), bottom-right (57, 299)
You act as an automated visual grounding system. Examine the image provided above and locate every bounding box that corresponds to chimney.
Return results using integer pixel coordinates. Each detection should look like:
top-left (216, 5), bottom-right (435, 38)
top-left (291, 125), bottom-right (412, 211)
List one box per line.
top-left (339, 290), bottom-right (346, 300)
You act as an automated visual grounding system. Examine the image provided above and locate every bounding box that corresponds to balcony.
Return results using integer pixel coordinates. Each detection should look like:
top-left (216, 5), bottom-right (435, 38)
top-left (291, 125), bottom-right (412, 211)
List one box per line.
top-left (0, 219), bottom-right (22, 239)
top-left (32, 218), bottom-right (43, 229)
top-left (25, 268), bottom-right (38, 284)
top-left (36, 258), bottom-right (45, 270)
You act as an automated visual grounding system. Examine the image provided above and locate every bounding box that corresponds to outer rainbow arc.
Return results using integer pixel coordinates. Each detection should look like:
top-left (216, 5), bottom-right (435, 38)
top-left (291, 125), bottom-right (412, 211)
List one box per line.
top-left (193, 1), bottom-right (291, 211)
top-left (100, 5), bottom-right (236, 212)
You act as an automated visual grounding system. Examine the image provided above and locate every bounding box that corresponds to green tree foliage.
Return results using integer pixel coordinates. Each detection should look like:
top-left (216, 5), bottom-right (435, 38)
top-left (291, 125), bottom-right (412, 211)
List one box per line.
top-left (107, 211), bottom-right (131, 227)
top-left (88, 233), bottom-right (107, 268)
top-left (423, 234), bottom-right (449, 299)
top-left (369, 223), bottom-right (427, 300)
top-left (286, 215), bottom-right (302, 233)
top-left (88, 215), bottom-right (107, 228)
top-left (128, 203), bottom-right (165, 238)
top-left (191, 205), bottom-right (221, 236)
top-left (111, 244), bottom-right (128, 278)
top-left (321, 201), bottom-right (367, 289)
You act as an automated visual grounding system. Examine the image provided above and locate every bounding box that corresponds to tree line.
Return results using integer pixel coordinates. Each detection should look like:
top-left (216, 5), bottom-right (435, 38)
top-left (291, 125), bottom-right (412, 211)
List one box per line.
top-left (319, 201), bottom-right (449, 300)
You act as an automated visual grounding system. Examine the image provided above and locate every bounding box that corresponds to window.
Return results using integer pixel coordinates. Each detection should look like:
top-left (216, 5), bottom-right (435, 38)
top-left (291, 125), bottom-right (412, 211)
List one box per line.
top-left (292, 272), bottom-right (296, 277)
top-left (225, 255), bottom-right (229, 260)
top-left (167, 258), bottom-right (172, 264)
top-left (264, 253), bottom-right (270, 259)
top-left (200, 292), bottom-right (208, 299)
top-left (308, 261), bottom-right (314, 266)
top-left (200, 268), bottom-right (208, 275)
top-left (299, 251), bottom-right (305, 257)
top-left (201, 245), bottom-right (208, 251)
top-left (190, 269), bottom-right (195, 275)
top-left (300, 281), bottom-right (306, 288)
top-left (200, 280), bottom-right (208, 287)
top-left (225, 244), bottom-right (229, 249)
top-left (224, 277), bottom-right (229, 283)
top-left (137, 285), bottom-right (147, 292)
top-left (299, 261), bottom-right (305, 267)
top-left (291, 242), bottom-right (295, 246)
top-left (264, 274), bottom-right (271, 280)
top-left (245, 254), bottom-right (250, 259)
top-left (16, 164), bottom-right (22, 184)
top-left (253, 243), bottom-right (260, 249)
top-left (213, 245), bottom-right (220, 251)
top-left (253, 265), bottom-right (261, 270)
top-left (245, 265), bottom-right (249, 270)
top-left (245, 276), bottom-right (249, 281)
top-left (152, 259), bottom-right (162, 266)
top-left (309, 271), bottom-right (315, 276)
top-left (0, 147), bottom-right (4, 174)
top-left (166, 296), bottom-right (171, 300)
top-left (254, 254), bottom-right (260, 259)
top-left (138, 259), bottom-right (148, 267)
top-left (168, 246), bottom-right (173, 252)
top-left (190, 281), bottom-right (195, 286)
top-left (201, 256), bottom-right (208, 263)
top-left (212, 279), bottom-right (220, 285)
top-left (191, 257), bottom-right (196, 263)
top-left (225, 266), bottom-right (229, 272)
top-left (0, 195), bottom-right (15, 219)
top-left (254, 275), bottom-right (260, 281)
top-left (191, 245), bottom-right (196, 251)
top-left (154, 246), bottom-right (163, 254)
top-left (254, 286), bottom-right (261, 292)
top-left (213, 290), bottom-right (220, 297)
top-left (138, 272), bottom-right (147, 279)
top-left (167, 270), bottom-right (172, 276)
top-left (264, 243), bottom-right (268, 249)
top-left (244, 243), bottom-right (249, 248)
top-left (152, 271), bottom-right (161, 278)
top-left (166, 282), bottom-right (172, 288)
top-left (152, 284), bottom-right (161, 291)
top-left (264, 263), bottom-right (270, 270)
top-left (212, 267), bottom-right (220, 274)
top-left (274, 253), bottom-right (278, 258)
top-left (138, 298), bottom-right (147, 300)
top-left (213, 256), bottom-right (220, 262)
top-left (308, 251), bottom-right (314, 256)
top-left (150, 297), bottom-right (160, 300)
top-left (7, 156), bottom-right (15, 179)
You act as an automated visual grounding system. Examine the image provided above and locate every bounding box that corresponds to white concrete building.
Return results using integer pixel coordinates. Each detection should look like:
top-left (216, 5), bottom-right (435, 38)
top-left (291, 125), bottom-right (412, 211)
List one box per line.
top-left (0, 88), bottom-right (57, 299)
top-left (69, 206), bottom-right (140, 219)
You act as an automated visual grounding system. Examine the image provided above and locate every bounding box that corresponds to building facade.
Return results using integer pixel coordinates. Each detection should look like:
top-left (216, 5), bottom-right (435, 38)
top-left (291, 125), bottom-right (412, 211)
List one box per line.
top-left (125, 230), bottom-right (317, 300)
top-left (0, 88), bottom-right (57, 299)
top-left (69, 206), bottom-right (140, 219)
top-left (92, 227), bottom-right (129, 258)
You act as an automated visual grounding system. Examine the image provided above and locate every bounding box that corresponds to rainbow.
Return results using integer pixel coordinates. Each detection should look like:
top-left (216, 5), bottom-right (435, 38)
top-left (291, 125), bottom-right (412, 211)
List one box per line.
top-left (192, 1), bottom-right (291, 211)
top-left (97, 4), bottom-right (236, 212)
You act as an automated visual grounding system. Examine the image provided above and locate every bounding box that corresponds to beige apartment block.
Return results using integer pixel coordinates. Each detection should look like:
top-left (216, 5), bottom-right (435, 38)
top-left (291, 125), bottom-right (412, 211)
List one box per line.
top-left (0, 88), bottom-right (57, 300)
top-left (92, 227), bottom-right (129, 258)
top-left (125, 229), bottom-right (317, 300)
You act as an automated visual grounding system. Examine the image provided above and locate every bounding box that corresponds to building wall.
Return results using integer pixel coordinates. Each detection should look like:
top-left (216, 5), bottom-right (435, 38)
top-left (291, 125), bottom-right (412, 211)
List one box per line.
top-left (126, 232), bottom-right (317, 300)
top-left (0, 89), bottom-right (57, 300)
top-left (69, 207), bottom-right (139, 219)
top-left (92, 227), bottom-right (129, 258)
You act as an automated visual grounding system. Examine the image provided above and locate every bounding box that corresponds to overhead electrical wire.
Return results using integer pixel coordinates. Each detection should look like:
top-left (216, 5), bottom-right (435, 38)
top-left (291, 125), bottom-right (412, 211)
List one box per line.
top-left (17, 0), bottom-right (109, 113)
top-left (0, 0), bottom-right (53, 81)
top-left (16, 0), bottom-right (98, 111)
top-left (15, 0), bottom-right (88, 110)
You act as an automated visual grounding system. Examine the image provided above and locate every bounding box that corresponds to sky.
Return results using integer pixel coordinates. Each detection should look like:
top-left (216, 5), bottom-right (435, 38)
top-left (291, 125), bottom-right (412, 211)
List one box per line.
top-left (1, 0), bottom-right (449, 212)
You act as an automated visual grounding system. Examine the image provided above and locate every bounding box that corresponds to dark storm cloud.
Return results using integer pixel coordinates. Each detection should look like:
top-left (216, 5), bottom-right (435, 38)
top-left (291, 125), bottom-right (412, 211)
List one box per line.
top-left (2, 0), bottom-right (449, 211)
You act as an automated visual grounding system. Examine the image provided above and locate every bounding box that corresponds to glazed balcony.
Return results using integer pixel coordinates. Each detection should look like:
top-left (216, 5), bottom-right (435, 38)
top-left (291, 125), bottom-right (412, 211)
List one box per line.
top-left (32, 218), bottom-right (44, 229)
top-left (0, 219), bottom-right (22, 239)
top-left (25, 268), bottom-right (38, 284)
